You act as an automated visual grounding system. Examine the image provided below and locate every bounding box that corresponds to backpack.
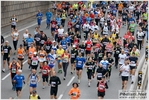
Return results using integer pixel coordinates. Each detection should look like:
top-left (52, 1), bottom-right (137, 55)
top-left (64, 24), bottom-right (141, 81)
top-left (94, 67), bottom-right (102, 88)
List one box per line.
top-left (98, 81), bottom-right (106, 92)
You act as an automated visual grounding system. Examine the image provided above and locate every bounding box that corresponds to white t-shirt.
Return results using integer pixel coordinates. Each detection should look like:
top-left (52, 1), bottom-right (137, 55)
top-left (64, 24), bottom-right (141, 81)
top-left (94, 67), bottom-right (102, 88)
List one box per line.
top-left (23, 33), bottom-right (29, 40)
top-left (137, 31), bottom-right (144, 41)
top-left (120, 64), bottom-right (130, 76)
top-left (83, 24), bottom-right (90, 31)
top-left (119, 53), bottom-right (127, 64)
top-left (58, 28), bottom-right (64, 36)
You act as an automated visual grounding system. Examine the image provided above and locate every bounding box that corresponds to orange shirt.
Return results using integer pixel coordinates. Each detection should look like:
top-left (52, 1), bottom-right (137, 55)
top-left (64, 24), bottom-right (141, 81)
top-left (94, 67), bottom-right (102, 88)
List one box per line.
top-left (57, 3), bottom-right (62, 9)
top-left (84, 13), bottom-right (89, 17)
top-left (9, 62), bottom-right (20, 74)
top-left (39, 50), bottom-right (46, 58)
top-left (17, 48), bottom-right (24, 58)
top-left (28, 47), bottom-right (36, 57)
top-left (118, 3), bottom-right (123, 11)
top-left (68, 88), bottom-right (80, 99)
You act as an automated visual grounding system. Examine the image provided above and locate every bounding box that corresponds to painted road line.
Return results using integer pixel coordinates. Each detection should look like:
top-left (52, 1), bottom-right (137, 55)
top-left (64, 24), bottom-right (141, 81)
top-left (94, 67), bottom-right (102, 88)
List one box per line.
top-left (67, 76), bottom-right (75, 86)
top-left (58, 94), bottom-right (63, 99)
top-left (4, 19), bottom-right (46, 39)
top-left (1, 60), bottom-right (28, 80)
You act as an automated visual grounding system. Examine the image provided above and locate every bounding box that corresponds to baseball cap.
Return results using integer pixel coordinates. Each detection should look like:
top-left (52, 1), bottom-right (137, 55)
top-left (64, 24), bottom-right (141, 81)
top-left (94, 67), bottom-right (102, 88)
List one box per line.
top-left (32, 90), bottom-right (37, 94)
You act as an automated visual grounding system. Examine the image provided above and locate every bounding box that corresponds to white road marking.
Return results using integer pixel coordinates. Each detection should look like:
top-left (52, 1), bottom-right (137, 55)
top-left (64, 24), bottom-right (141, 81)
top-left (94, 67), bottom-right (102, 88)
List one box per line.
top-left (4, 19), bottom-right (46, 39)
top-left (67, 76), bottom-right (75, 86)
top-left (1, 59), bottom-right (28, 80)
top-left (58, 94), bottom-right (63, 99)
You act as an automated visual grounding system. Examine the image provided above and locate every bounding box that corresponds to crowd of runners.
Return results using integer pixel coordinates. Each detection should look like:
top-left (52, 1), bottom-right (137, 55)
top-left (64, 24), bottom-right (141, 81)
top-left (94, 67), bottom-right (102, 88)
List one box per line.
top-left (1, 1), bottom-right (148, 99)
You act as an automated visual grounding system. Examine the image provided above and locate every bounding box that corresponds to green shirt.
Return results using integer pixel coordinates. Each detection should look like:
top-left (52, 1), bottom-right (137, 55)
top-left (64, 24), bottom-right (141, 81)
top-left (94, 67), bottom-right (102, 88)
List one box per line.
top-left (129, 24), bottom-right (136, 32)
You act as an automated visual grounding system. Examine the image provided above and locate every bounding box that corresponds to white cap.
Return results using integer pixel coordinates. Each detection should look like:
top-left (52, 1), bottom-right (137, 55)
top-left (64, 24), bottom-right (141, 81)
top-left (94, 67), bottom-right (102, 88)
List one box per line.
top-left (105, 23), bottom-right (107, 25)
top-left (73, 45), bottom-right (76, 47)
top-left (53, 40), bottom-right (56, 43)
top-left (34, 52), bottom-right (37, 55)
top-left (18, 69), bottom-right (22, 73)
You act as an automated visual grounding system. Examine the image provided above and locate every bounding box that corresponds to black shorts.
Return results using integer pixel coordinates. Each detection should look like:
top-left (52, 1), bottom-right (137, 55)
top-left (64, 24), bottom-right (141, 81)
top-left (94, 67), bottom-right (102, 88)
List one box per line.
top-left (31, 65), bottom-right (38, 70)
top-left (42, 75), bottom-right (48, 82)
top-left (86, 50), bottom-right (91, 55)
top-left (11, 25), bottom-right (16, 29)
top-left (18, 58), bottom-right (24, 61)
top-left (16, 87), bottom-right (22, 92)
top-left (51, 28), bottom-right (55, 32)
top-left (98, 91), bottom-right (105, 98)
top-left (97, 77), bottom-right (102, 81)
top-left (118, 11), bottom-right (122, 14)
top-left (121, 76), bottom-right (129, 81)
top-left (50, 87), bottom-right (58, 96)
top-left (76, 67), bottom-right (83, 71)
top-left (11, 73), bottom-right (16, 80)
top-left (87, 70), bottom-right (93, 79)
top-left (3, 55), bottom-right (10, 61)
top-left (122, 18), bottom-right (126, 22)
top-left (130, 66), bottom-right (136, 70)
top-left (71, 58), bottom-right (75, 64)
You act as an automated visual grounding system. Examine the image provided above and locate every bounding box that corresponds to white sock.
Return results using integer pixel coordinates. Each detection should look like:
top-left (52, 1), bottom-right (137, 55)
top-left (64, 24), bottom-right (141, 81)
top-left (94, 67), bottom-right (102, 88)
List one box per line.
top-left (132, 75), bottom-right (134, 82)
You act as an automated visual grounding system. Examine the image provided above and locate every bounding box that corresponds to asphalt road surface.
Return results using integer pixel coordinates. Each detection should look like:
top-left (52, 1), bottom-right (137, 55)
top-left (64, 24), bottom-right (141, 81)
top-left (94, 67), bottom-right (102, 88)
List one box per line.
top-left (1, 5), bottom-right (147, 100)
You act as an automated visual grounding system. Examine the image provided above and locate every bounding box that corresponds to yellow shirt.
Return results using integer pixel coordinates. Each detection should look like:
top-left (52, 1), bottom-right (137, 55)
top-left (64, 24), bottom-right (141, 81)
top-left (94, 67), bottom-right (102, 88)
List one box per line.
top-left (94, 33), bottom-right (98, 39)
top-left (56, 49), bottom-right (64, 59)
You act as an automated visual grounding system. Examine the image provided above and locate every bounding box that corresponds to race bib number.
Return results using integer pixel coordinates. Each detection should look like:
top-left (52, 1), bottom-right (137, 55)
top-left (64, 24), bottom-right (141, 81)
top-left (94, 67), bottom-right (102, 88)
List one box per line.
top-left (12, 68), bottom-right (16, 73)
top-left (31, 79), bottom-right (36, 84)
top-left (89, 65), bottom-right (93, 69)
top-left (41, 40), bottom-right (45, 44)
top-left (32, 60), bottom-right (38, 65)
top-left (4, 49), bottom-right (8, 53)
top-left (78, 61), bottom-right (82, 65)
top-left (42, 70), bottom-right (47, 74)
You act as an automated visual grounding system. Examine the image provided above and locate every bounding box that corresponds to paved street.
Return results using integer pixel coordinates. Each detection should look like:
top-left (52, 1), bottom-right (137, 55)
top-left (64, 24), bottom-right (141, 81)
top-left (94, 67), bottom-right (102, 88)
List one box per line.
top-left (1, 2), bottom-right (147, 99)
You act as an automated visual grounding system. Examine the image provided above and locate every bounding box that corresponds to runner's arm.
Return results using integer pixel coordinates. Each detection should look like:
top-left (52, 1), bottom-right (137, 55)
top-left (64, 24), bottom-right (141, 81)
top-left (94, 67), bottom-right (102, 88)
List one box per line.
top-left (37, 75), bottom-right (40, 82)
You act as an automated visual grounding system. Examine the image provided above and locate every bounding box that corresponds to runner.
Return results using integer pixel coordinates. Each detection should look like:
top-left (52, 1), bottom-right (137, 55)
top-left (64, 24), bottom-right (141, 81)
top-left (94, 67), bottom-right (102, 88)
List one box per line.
top-left (85, 57), bottom-right (95, 87)
top-left (61, 49), bottom-right (70, 80)
top-left (118, 49), bottom-right (127, 76)
top-left (50, 18), bottom-right (57, 37)
top-left (78, 41), bottom-right (85, 57)
top-left (41, 61), bottom-right (50, 89)
top-left (38, 47), bottom-right (47, 73)
top-left (114, 44), bottom-right (121, 69)
top-left (56, 45), bottom-right (64, 73)
top-left (11, 29), bottom-right (19, 55)
top-left (30, 52), bottom-right (39, 70)
top-left (36, 10), bottom-right (43, 28)
top-left (71, 45), bottom-right (78, 74)
top-left (49, 71), bottom-right (61, 99)
top-left (34, 31), bottom-right (41, 51)
top-left (28, 43), bottom-right (36, 70)
top-left (17, 44), bottom-right (25, 69)
top-left (10, 14), bottom-right (18, 30)
top-left (9, 58), bottom-right (21, 90)
top-left (1, 35), bottom-right (5, 51)
top-left (97, 76), bottom-right (108, 99)
top-left (23, 29), bottom-right (29, 52)
top-left (129, 52), bottom-right (138, 84)
top-left (47, 50), bottom-right (57, 76)
top-left (75, 52), bottom-right (86, 84)
top-left (29, 90), bottom-right (41, 99)
top-left (27, 69), bottom-right (40, 94)
top-left (68, 82), bottom-right (80, 99)
top-left (85, 37), bottom-right (92, 58)
top-left (44, 37), bottom-right (52, 54)
top-left (40, 33), bottom-right (47, 47)
top-left (46, 8), bottom-right (53, 29)
top-left (2, 41), bottom-right (12, 72)
top-left (13, 70), bottom-right (25, 99)
top-left (107, 53), bottom-right (114, 82)
top-left (119, 59), bottom-right (130, 90)
top-left (99, 56), bottom-right (109, 81)
top-left (136, 28), bottom-right (145, 50)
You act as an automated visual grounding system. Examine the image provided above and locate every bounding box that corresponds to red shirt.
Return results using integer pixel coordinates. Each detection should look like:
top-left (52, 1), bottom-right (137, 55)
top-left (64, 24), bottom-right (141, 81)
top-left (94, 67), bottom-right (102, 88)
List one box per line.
top-left (44, 41), bottom-right (52, 45)
top-left (85, 40), bottom-right (92, 51)
top-left (73, 39), bottom-right (79, 49)
top-left (78, 1), bottom-right (83, 5)
top-left (42, 66), bottom-right (50, 76)
top-left (90, 13), bottom-right (95, 19)
top-left (68, 21), bottom-right (72, 28)
top-left (51, 21), bottom-right (57, 28)
top-left (123, 34), bottom-right (129, 40)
